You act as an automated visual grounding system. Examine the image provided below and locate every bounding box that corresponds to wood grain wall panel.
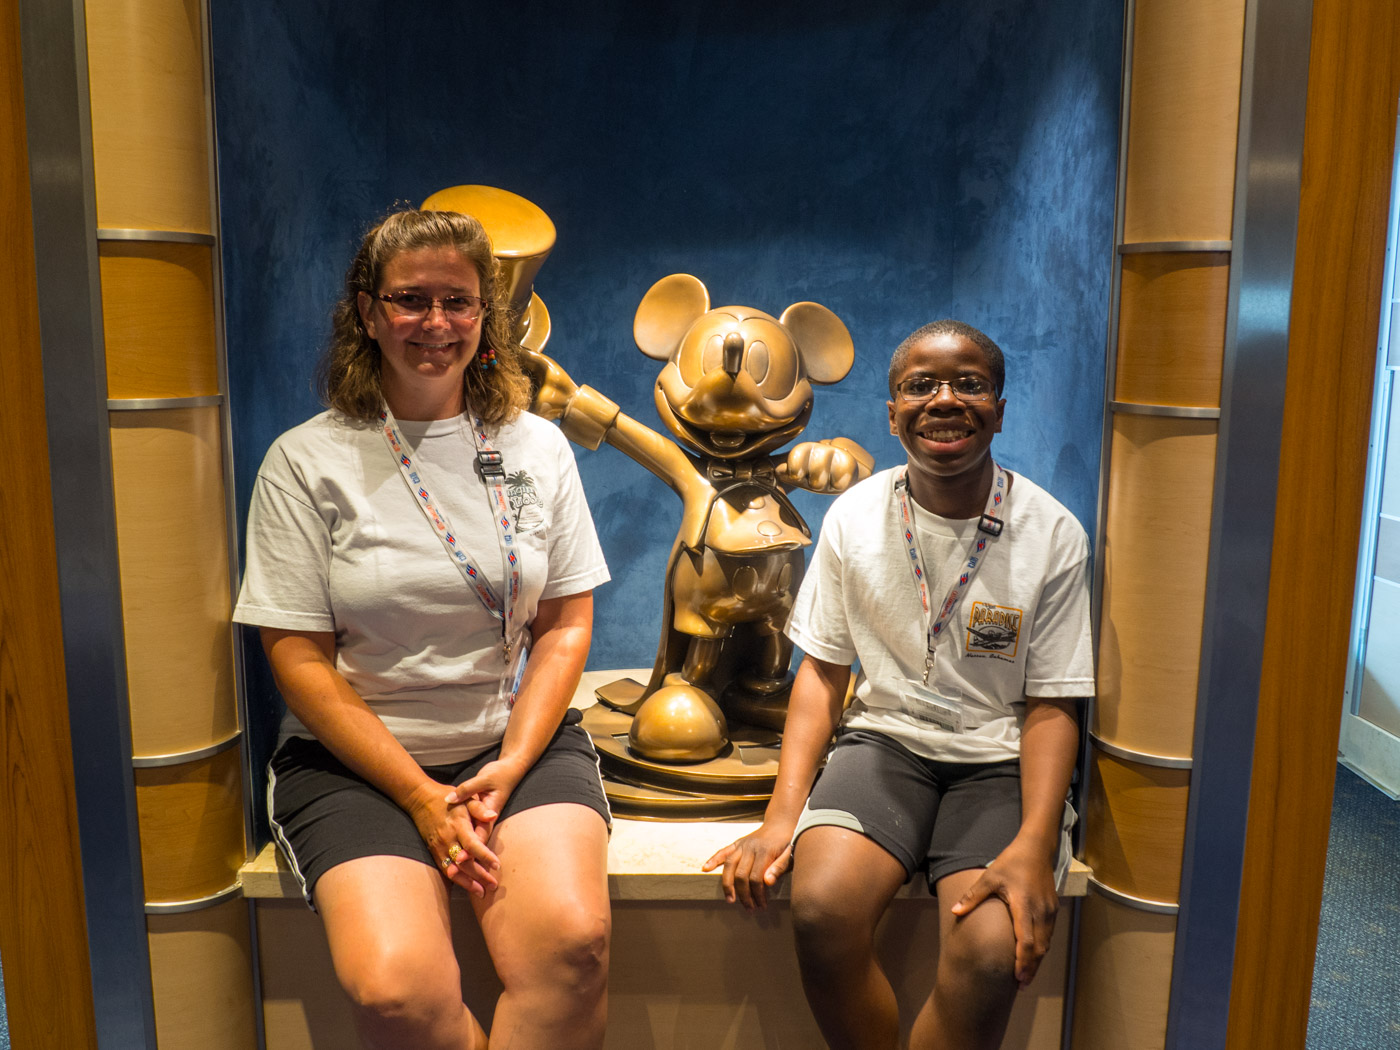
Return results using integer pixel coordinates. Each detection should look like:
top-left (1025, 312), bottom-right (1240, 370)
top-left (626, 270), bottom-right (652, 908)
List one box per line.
top-left (109, 407), bottom-right (236, 757)
top-left (1070, 893), bottom-right (1177, 1050)
top-left (1115, 253), bottom-right (1230, 407)
top-left (0, 2), bottom-right (100, 1044)
top-left (1083, 749), bottom-right (1190, 904)
top-left (1123, 0), bottom-right (1247, 243)
top-left (134, 746), bottom-right (244, 903)
top-left (1096, 416), bottom-right (1217, 757)
top-left (101, 242), bottom-right (219, 399)
top-left (148, 899), bottom-right (257, 1049)
top-left (84, 0), bottom-right (211, 233)
top-left (1225, 0), bottom-right (1400, 1045)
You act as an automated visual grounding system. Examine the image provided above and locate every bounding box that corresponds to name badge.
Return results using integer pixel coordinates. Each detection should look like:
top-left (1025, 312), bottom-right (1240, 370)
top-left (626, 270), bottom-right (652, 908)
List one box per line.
top-left (898, 679), bottom-right (967, 734)
top-left (500, 633), bottom-right (533, 708)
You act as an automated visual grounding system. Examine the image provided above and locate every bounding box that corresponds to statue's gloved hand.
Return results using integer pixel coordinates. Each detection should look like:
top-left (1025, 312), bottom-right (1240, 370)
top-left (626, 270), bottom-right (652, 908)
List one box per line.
top-left (520, 347), bottom-right (579, 422)
top-left (778, 438), bottom-right (874, 493)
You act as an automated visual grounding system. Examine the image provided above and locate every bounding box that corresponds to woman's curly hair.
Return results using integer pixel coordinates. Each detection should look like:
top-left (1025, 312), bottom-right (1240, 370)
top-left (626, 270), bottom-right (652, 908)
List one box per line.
top-left (316, 209), bottom-right (531, 426)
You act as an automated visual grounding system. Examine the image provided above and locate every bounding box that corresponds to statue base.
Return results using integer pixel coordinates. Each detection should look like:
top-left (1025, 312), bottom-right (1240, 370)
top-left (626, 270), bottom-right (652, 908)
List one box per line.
top-left (583, 677), bottom-right (783, 819)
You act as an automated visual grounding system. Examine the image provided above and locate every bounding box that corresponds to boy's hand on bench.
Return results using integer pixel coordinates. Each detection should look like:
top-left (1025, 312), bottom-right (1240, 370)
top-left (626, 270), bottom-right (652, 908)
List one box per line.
top-left (703, 824), bottom-right (795, 911)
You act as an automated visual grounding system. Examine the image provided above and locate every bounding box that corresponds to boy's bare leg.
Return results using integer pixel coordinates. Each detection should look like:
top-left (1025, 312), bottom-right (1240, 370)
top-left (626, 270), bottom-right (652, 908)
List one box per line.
top-left (790, 826), bottom-right (909, 1050)
top-left (908, 868), bottom-right (1018, 1050)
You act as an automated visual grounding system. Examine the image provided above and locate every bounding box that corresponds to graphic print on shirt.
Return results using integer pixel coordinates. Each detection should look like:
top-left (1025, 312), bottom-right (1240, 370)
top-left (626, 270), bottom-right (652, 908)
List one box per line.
top-left (506, 469), bottom-right (546, 532)
top-left (965, 601), bottom-right (1023, 660)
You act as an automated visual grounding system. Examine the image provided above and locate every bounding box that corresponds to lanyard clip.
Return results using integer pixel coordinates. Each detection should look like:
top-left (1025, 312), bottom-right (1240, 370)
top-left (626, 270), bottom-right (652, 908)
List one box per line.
top-left (923, 652), bottom-right (935, 686)
top-left (978, 513), bottom-right (1004, 537)
top-left (478, 450), bottom-right (505, 478)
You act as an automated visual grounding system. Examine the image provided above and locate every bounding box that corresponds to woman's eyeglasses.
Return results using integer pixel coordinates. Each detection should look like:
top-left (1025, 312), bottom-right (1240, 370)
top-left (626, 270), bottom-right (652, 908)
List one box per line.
top-left (371, 291), bottom-right (485, 321)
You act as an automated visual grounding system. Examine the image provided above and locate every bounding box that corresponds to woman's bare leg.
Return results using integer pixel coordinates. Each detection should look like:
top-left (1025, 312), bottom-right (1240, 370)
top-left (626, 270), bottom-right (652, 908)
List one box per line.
top-left (472, 802), bottom-right (611, 1050)
top-left (315, 855), bottom-right (487, 1050)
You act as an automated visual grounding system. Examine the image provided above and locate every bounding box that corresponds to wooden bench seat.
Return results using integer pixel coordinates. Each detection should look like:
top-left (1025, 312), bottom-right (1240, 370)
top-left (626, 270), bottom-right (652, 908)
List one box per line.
top-left (241, 826), bottom-right (1091, 901)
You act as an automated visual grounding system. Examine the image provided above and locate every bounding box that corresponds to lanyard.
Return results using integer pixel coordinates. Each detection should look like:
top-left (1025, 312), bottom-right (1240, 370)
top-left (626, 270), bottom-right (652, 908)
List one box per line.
top-left (379, 406), bottom-right (523, 659)
top-left (895, 462), bottom-right (1008, 685)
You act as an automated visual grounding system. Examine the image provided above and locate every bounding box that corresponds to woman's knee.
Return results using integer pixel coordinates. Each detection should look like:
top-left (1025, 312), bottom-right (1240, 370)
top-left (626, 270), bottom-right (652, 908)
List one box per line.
top-left (552, 907), bottom-right (610, 988)
top-left (336, 940), bottom-right (462, 1027)
top-left (498, 903), bottom-right (610, 995)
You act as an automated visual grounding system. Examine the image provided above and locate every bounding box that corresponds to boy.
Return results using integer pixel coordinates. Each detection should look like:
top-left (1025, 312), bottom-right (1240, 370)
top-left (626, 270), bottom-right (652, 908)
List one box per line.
top-left (705, 320), bottom-right (1093, 1050)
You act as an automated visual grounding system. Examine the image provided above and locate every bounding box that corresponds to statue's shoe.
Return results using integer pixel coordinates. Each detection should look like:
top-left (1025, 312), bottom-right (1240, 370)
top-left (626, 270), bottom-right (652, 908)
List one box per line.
top-left (628, 683), bottom-right (730, 763)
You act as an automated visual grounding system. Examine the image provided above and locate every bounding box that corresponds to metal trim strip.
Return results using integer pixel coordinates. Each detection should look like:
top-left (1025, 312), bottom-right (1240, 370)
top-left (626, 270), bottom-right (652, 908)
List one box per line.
top-left (1109, 400), bottom-right (1222, 419)
top-left (106, 395), bottom-right (224, 410)
top-left (1090, 733), bottom-right (1195, 769)
top-left (96, 228), bottom-right (216, 245)
top-left (1088, 876), bottom-right (1181, 915)
top-left (1119, 240), bottom-right (1233, 253)
top-left (143, 882), bottom-right (242, 915)
top-left (131, 730), bottom-right (242, 768)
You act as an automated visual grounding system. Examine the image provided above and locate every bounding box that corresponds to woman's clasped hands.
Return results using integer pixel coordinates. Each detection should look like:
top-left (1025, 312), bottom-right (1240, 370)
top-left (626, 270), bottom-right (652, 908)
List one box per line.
top-left (411, 755), bottom-right (530, 897)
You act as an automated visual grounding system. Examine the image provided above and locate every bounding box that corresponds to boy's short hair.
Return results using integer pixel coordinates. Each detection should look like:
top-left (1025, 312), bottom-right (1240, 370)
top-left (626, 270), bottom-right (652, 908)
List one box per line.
top-left (888, 320), bottom-right (1006, 398)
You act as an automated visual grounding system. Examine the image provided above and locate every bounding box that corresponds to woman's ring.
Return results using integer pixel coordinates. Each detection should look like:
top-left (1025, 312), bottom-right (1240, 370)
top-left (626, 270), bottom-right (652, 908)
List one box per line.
top-left (447, 843), bottom-right (465, 865)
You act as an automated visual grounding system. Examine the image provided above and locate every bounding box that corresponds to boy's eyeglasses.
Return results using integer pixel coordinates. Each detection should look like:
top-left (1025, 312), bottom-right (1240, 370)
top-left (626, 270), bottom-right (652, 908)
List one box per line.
top-left (894, 375), bottom-right (996, 403)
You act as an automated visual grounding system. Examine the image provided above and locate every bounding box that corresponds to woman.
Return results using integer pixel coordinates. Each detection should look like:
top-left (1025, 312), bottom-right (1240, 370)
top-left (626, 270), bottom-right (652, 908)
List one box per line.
top-left (234, 209), bottom-right (612, 1050)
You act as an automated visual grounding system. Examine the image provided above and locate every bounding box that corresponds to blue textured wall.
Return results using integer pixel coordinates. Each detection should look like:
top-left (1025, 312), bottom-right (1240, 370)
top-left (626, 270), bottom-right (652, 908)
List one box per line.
top-left (213, 0), bottom-right (1120, 695)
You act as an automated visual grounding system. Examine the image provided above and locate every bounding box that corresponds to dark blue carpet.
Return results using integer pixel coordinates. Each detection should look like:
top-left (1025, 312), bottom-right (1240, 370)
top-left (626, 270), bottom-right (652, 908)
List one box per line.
top-left (1308, 765), bottom-right (1400, 1048)
top-left (0, 954), bottom-right (9, 1050)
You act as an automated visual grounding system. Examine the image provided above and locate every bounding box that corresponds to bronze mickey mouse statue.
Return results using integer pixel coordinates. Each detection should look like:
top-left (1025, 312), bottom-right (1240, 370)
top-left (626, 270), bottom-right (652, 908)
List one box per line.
top-left (522, 274), bottom-right (873, 763)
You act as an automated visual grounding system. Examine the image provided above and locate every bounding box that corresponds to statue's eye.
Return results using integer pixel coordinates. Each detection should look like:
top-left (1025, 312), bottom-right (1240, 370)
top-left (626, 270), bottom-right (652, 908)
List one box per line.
top-left (758, 341), bottom-right (797, 398)
top-left (701, 334), bottom-right (724, 375)
top-left (747, 341), bottom-right (769, 383)
top-left (676, 334), bottom-right (717, 386)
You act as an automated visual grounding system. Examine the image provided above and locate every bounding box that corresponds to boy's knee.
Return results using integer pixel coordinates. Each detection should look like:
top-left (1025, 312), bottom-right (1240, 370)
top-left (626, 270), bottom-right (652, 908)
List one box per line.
top-left (790, 883), bottom-right (873, 970)
top-left (939, 916), bottom-right (1018, 989)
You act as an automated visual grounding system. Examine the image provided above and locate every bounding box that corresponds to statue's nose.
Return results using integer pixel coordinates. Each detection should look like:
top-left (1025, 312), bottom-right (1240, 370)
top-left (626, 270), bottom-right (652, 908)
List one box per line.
top-left (722, 331), bottom-right (745, 379)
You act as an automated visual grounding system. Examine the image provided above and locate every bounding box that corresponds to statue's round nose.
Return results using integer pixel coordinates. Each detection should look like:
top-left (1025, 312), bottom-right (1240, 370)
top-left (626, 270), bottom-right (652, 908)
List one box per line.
top-left (722, 331), bottom-right (745, 378)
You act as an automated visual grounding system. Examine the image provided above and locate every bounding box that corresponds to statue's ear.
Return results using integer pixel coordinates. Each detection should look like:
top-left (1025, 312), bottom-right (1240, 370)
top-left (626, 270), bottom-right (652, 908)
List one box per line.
top-left (780, 301), bottom-right (854, 384)
top-left (634, 274), bottom-right (710, 361)
top-left (520, 293), bottom-right (551, 351)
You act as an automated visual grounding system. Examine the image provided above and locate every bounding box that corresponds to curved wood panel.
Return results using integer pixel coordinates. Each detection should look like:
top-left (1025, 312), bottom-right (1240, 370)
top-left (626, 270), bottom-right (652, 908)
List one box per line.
top-left (109, 407), bottom-right (237, 757)
top-left (1083, 748), bottom-right (1190, 905)
top-left (1070, 892), bottom-right (1177, 1050)
top-left (148, 898), bottom-right (256, 1049)
top-left (1115, 252), bottom-right (1230, 407)
top-left (84, 0), bottom-right (211, 233)
top-left (1123, 0), bottom-right (1247, 243)
top-left (101, 242), bottom-right (218, 400)
top-left (1096, 415), bottom-right (1217, 758)
top-left (135, 746), bottom-right (245, 904)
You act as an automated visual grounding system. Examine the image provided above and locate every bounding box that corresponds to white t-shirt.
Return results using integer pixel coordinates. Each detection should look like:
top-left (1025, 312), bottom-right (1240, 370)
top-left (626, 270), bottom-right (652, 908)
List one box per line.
top-left (787, 466), bottom-right (1093, 763)
top-left (233, 409), bottom-right (610, 764)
